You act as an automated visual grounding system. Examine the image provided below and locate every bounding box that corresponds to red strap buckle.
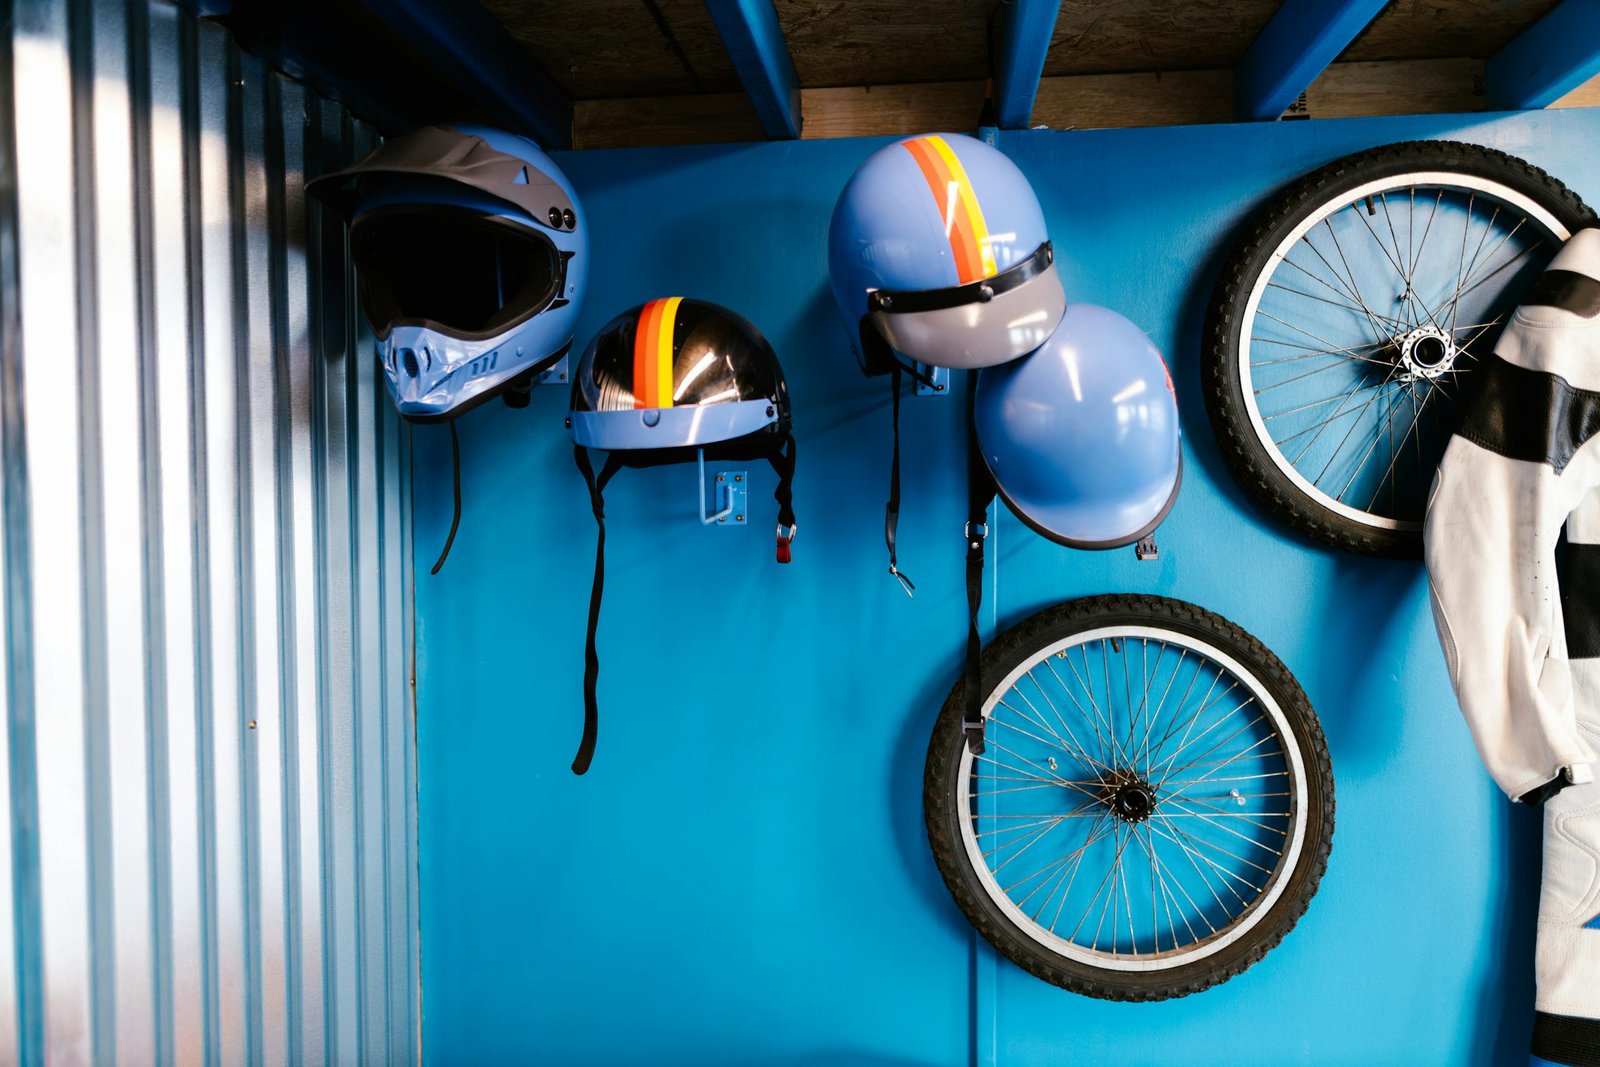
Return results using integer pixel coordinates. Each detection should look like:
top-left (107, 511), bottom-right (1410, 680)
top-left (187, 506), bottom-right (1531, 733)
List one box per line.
top-left (776, 523), bottom-right (797, 564)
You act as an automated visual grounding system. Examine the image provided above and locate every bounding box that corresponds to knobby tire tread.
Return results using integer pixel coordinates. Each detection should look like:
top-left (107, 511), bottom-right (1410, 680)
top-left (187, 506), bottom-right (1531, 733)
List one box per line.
top-left (1202, 140), bottom-right (1595, 558)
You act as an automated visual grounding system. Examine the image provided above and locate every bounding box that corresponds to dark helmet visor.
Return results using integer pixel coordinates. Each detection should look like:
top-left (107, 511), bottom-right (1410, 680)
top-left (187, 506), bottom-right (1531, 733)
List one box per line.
top-left (350, 206), bottom-right (563, 341)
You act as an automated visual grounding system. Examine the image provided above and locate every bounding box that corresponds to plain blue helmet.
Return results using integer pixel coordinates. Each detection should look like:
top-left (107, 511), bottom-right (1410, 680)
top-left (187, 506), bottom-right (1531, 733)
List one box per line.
top-left (308, 124), bottom-right (587, 420)
top-left (975, 303), bottom-right (1182, 548)
top-left (828, 133), bottom-right (1065, 374)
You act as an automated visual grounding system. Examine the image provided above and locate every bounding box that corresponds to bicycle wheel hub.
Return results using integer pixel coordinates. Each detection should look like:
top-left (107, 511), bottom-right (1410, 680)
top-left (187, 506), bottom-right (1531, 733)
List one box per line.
top-left (1395, 324), bottom-right (1457, 381)
top-left (1104, 777), bottom-right (1156, 824)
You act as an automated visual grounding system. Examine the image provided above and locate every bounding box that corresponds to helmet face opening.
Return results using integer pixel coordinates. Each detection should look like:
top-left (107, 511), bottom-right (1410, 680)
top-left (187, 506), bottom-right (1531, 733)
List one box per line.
top-left (351, 206), bottom-right (564, 342)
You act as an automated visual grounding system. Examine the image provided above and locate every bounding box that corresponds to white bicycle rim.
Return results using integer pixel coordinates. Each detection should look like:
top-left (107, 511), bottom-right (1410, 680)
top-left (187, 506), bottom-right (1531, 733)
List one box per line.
top-left (955, 624), bottom-right (1310, 973)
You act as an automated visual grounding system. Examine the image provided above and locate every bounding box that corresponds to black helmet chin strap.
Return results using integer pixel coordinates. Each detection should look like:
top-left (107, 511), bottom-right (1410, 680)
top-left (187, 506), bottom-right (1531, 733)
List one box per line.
top-left (573, 445), bottom-right (624, 776)
top-left (884, 368), bottom-right (916, 596)
top-left (964, 382), bottom-right (996, 754)
top-left (572, 432), bottom-right (797, 776)
top-left (771, 431), bottom-right (798, 561)
top-left (430, 419), bottom-right (464, 575)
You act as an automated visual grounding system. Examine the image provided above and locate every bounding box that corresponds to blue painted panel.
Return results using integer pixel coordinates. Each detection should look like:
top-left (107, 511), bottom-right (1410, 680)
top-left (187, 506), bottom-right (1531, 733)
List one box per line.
top-left (1236, 0), bottom-right (1389, 121)
top-left (993, 0), bottom-right (1061, 129)
top-left (416, 108), bottom-right (1600, 1064)
top-left (1485, 0), bottom-right (1600, 110)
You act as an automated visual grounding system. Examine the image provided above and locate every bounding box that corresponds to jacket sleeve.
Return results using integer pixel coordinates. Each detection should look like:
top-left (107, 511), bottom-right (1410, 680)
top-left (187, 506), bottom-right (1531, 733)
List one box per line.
top-left (1424, 227), bottom-right (1600, 802)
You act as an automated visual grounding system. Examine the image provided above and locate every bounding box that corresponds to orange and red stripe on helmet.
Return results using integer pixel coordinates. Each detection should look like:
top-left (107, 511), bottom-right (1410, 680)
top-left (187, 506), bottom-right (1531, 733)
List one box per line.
top-left (632, 296), bottom-right (683, 409)
top-left (901, 135), bottom-right (998, 285)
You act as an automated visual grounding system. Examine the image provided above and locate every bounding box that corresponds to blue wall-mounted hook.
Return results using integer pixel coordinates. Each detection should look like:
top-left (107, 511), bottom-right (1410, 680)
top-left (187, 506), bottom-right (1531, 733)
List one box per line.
top-left (698, 449), bottom-right (748, 526)
top-left (538, 351), bottom-right (569, 385)
top-left (914, 363), bottom-right (949, 397)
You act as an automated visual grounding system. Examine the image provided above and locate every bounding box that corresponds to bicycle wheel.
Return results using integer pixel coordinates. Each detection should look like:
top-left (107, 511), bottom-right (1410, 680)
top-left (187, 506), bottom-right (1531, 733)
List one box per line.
top-left (924, 595), bottom-right (1333, 1001)
top-left (1204, 140), bottom-right (1594, 557)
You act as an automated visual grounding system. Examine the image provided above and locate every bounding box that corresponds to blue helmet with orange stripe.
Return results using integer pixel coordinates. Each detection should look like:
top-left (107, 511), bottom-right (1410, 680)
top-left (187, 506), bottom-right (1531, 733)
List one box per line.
top-left (308, 124), bottom-right (586, 420)
top-left (828, 133), bottom-right (1064, 373)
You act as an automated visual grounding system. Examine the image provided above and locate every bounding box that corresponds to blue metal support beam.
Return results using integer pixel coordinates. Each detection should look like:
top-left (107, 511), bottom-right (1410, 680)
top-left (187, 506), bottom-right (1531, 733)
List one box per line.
top-left (1486, 0), bottom-right (1600, 110)
top-left (993, 0), bottom-right (1062, 130)
top-left (227, 0), bottom-right (573, 148)
top-left (1235, 0), bottom-right (1389, 121)
top-left (360, 0), bottom-right (572, 148)
top-left (703, 0), bottom-right (802, 139)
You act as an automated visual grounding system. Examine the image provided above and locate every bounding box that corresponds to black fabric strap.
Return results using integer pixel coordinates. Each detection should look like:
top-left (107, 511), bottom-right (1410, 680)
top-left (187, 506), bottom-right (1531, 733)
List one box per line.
top-left (769, 431), bottom-right (798, 563)
top-left (1532, 1011), bottom-right (1600, 1067)
top-left (964, 384), bottom-right (995, 753)
top-left (885, 368), bottom-right (915, 596)
top-left (429, 419), bottom-right (462, 575)
top-left (770, 431), bottom-right (797, 529)
top-left (573, 445), bottom-right (623, 776)
top-left (1517, 773), bottom-right (1573, 806)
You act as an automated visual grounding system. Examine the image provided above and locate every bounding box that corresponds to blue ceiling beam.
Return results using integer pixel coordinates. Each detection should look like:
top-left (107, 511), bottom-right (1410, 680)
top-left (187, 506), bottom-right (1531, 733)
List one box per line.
top-left (993, 0), bottom-right (1062, 129)
top-left (1485, 0), bottom-right (1600, 110)
top-left (1235, 0), bottom-right (1389, 121)
top-left (358, 0), bottom-right (573, 148)
top-left (703, 0), bottom-right (802, 139)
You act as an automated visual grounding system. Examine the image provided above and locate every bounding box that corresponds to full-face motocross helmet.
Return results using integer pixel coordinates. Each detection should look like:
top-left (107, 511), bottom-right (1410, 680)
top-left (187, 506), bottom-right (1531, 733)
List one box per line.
top-left (567, 298), bottom-right (797, 776)
top-left (828, 133), bottom-right (1065, 373)
top-left (308, 124), bottom-right (586, 420)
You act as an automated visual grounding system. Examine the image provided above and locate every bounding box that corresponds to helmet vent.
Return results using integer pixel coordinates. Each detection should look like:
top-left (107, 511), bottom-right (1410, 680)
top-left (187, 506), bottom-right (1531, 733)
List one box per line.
top-left (514, 166), bottom-right (530, 185)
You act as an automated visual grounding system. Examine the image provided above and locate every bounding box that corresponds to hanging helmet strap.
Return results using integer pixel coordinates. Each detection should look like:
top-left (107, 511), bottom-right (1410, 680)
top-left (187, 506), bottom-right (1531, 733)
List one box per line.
top-left (963, 381), bottom-right (995, 754)
top-left (885, 368), bottom-right (916, 596)
top-left (572, 444), bottom-right (623, 776)
top-left (429, 419), bottom-right (464, 575)
top-left (769, 431), bottom-right (798, 563)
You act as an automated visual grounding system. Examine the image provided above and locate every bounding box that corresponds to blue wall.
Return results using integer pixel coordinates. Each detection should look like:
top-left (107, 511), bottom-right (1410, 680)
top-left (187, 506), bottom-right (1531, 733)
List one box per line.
top-left (414, 108), bottom-right (1600, 1065)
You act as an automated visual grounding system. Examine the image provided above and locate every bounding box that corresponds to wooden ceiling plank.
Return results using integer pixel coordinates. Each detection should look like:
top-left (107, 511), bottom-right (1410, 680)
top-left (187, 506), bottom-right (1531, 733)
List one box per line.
top-left (1553, 71), bottom-right (1600, 108)
top-left (703, 0), bottom-right (804, 137)
top-left (1485, 0), bottom-right (1600, 109)
top-left (800, 83), bottom-right (988, 138)
top-left (1235, 0), bottom-right (1390, 121)
top-left (1033, 69), bottom-right (1234, 129)
top-left (1305, 58), bottom-right (1483, 120)
top-left (573, 93), bottom-right (765, 150)
top-left (994, 0), bottom-right (1063, 128)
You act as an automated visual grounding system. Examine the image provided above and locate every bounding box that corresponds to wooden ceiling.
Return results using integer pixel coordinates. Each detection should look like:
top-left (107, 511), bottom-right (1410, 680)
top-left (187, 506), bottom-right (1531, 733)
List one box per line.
top-left (1344, 0), bottom-right (1563, 61)
top-left (476, 0), bottom-right (1588, 148)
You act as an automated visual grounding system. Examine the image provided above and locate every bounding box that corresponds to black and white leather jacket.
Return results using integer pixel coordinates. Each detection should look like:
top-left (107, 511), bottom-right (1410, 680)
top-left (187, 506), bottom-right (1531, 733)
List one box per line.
top-left (1426, 227), bottom-right (1600, 1064)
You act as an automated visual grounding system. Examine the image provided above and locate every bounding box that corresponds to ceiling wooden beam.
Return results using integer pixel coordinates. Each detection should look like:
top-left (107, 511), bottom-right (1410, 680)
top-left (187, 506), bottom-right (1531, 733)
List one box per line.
top-left (993, 0), bottom-right (1063, 129)
top-left (702, 0), bottom-right (803, 138)
top-left (1485, 0), bottom-right (1600, 110)
top-left (1235, 0), bottom-right (1389, 121)
top-left (571, 57), bottom-right (1486, 151)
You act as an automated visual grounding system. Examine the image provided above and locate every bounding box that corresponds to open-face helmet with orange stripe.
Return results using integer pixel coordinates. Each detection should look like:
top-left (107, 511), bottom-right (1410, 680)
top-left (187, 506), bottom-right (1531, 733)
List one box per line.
top-left (565, 298), bottom-right (797, 777)
top-left (828, 133), bottom-right (1064, 373)
top-left (570, 297), bottom-right (790, 453)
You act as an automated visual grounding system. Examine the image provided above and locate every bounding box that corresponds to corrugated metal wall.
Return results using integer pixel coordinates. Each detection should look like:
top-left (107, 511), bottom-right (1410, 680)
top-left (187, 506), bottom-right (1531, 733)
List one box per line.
top-left (0, 1), bottom-right (419, 1064)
